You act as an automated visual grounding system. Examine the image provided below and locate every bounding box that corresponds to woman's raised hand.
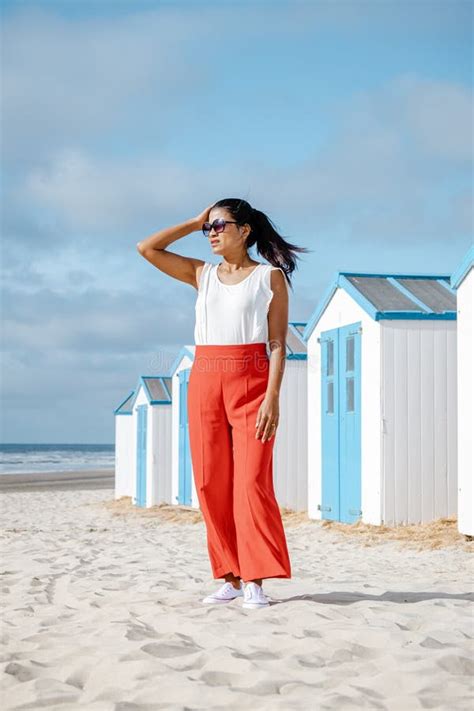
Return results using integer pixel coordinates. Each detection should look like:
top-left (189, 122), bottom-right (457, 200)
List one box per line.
top-left (193, 203), bottom-right (215, 230)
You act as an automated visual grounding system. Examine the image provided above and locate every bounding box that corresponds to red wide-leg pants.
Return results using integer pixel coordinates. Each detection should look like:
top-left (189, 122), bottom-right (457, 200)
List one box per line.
top-left (187, 342), bottom-right (292, 581)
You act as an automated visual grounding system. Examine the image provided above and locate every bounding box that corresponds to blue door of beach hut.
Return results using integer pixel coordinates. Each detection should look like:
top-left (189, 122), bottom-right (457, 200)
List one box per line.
top-left (135, 404), bottom-right (147, 507)
top-left (321, 322), bottom-right (362, 523)
top-left (320, 327), bottom-right (340, 520)
top-left (178, 368), bottom-right (192, 505)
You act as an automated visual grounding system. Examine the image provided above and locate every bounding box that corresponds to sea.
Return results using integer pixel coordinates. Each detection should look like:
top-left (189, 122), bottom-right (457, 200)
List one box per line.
top-left (0, 444), bottom-right (115, 476)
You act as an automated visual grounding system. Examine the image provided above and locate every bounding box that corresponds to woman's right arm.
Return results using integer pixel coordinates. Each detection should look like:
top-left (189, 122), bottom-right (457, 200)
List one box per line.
top-left (136, 204), bottom-right (213, 290)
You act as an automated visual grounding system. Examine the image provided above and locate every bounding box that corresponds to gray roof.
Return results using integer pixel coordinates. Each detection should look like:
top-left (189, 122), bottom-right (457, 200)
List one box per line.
top-left (345, 275), bottom-right (456, 313)
top-left (287, 322), bottom-right (307, 358)
top-left (304, 271), bottom-right (457, 340)
top-left (142, 377), bottom-right (172, 404)
top-left (162, 377), bottom-right (172, 398)
top-left (114, 391), bottom-right (135, 415)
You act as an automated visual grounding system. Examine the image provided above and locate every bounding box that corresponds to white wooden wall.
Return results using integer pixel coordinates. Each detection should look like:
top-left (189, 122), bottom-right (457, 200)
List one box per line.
top-left (456, 268), bottom-right (473, 536)
top-left (171, 348), bottom-right (199, 508)
top-left (150, 406), bottom-right (173, 506)
top-left (381, 320), bottom-right (458, 524)
top-left (130, 388), bottom-right (172, 507)
top-left (114, 415), bottom-right (135, 498)
top-left (273, 360), bottom-right (308, 511)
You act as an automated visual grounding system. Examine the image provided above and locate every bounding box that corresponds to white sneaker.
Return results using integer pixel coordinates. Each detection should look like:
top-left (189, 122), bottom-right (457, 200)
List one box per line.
top-left (242, 581), bottom-right (270, 609)
top-left (201, 581), bottom-right (243, 604)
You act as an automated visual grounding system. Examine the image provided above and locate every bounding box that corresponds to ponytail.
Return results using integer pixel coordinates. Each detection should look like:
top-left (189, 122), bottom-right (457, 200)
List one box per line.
top-left (211, 198), bottom-right (310, 289)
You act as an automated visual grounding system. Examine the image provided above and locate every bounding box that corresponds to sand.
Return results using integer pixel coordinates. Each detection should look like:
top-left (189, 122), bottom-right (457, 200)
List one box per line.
top-left (1, 484), bottom-right (473, 710)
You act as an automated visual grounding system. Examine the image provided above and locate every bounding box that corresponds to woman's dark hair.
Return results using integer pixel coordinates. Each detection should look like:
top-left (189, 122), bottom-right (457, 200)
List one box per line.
top-left (210, 198), bottom-right (310, 289)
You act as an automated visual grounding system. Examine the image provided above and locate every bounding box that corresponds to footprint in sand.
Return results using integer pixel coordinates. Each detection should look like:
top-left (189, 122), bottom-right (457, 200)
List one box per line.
top-left (436, 654), bottom-right (474, 676)
top-left (420, 636), bottom-right (455, 649)
top-left (125, 623), bottom-right (161, 641)
top-left (198, 670), bottom-right (240, 687)
top-left (231, 649), bottom-right (280, 661)
top-left (141, 641), bottom-right (202, 658)
top-left (295, 654), bottom-right (326, 668)
top-left (4, 662), bottom-right (37, 682)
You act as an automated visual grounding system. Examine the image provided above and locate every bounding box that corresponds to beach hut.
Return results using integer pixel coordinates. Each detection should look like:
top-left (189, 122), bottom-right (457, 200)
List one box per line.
top-left (114, 390), bottom-right (136, 499)
top-left (304, 271), bottom-right (457, 526)
top-left (273, 322), bottom-right (308, 511)
top-left (130, 375), bottom-right (172, 507)
top-left (169, 346), bottom-right (198, 508)
top-left (450, 246), bottom-right (473, 538)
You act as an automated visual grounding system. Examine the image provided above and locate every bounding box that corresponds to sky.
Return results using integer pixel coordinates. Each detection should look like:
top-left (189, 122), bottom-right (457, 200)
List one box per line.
top-left (1, 0), bottom-right (472, 443)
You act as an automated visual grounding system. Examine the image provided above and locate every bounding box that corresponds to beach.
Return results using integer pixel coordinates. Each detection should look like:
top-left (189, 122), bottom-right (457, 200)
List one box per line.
top-left (1, 476), bottom-right (473, 710)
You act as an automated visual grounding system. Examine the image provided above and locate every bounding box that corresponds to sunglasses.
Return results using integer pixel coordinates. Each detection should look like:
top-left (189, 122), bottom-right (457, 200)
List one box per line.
top-left (202, 218), bottom-right (239, 237)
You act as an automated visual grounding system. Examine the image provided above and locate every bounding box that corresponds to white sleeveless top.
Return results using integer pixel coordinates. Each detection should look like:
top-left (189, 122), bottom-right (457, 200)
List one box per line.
top-left (194, 262), bottom-right (286, 345)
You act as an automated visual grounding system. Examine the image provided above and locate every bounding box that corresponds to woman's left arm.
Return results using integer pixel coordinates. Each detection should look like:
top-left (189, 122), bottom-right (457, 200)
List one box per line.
top-left (255, 269), bottom-right (289, 443)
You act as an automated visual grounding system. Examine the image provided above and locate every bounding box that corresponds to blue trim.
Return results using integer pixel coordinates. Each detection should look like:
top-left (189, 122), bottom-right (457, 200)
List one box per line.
top-left (302, 272), bottom-right (340, 342)
top-left (168, 346), bottom-right (195, 377)
top-left (135, 405), bottom-right (147, 507)
top-left (303, 270), bottom-right (457, 341)
top-left (338, 274), bottom-right (379, 319)
top-left (375, 311), bottom-right (456, 321)
top-left (287, 353), bottom-right (307, 360)
top-left (436, 278), bottom-right (457, 295)
top-left (321, 327), bottom-right (340, 521)
top-left (386, 277), bottom-right (433, 313)
top-left (451, 246), bottom-right (474, 290)
top-left (161, 378), bottom-right (172, 401)
top-left (132, 376), bottom-right (172, 407)
top-left (142, 376), bottom-right (172, 405)
top-left (286, 321), bottom-right (307, 359)
top-left (138, 373), bottom-right (170, 378)
top-left (114, 390), bottom-right (135, 415)
top-left (178, 367), bottom-right (193, 506)
top-left (334, 271), bottom-right (452, 279)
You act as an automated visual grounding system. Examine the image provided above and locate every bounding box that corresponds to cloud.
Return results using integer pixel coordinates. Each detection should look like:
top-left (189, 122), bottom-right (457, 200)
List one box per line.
top-left (0, 282), bottom-right (189, 441)
top-left (349, 74), bottom-right (473, 162)
top-left (21, 148), bottom-right (209, 233)
top-left (4, 74), bottom-right (470, 250)
top-left (1, 6), bottom-right (205, 166)
top-left (2, 283), bottom-right (195, 354)
top-left (1, 1), bottom-right (360, 168)
top-left (251, 75), bottom-right (473, 242)
top-left (1, 1), bottom-right (472, 441)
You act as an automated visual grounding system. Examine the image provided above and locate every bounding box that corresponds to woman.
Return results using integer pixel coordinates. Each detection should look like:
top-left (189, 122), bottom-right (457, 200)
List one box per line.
top-left (137, 198), bottom-right (307, 609)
